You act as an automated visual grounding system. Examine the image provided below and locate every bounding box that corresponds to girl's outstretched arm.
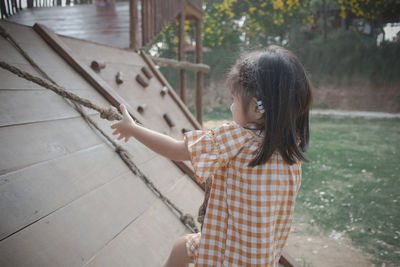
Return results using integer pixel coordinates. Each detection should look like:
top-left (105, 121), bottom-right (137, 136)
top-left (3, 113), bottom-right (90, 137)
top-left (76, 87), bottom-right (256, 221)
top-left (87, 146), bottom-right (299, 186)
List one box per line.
top-left (111, 104), bottom-right (190, 162)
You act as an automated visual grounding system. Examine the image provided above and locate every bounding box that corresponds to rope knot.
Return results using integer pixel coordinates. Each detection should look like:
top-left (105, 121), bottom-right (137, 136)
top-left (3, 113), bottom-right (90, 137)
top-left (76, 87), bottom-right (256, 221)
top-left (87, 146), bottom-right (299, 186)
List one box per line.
top-left (100, 106), bottom-right (122, 121)
top-left (180, 213), bottom-right (199, 233)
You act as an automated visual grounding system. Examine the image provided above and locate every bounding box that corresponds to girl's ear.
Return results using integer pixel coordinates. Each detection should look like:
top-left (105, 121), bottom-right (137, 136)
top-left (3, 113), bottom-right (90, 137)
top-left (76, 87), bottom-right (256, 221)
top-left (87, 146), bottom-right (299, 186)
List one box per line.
top-left (251, 97), bottom-right (264, 120)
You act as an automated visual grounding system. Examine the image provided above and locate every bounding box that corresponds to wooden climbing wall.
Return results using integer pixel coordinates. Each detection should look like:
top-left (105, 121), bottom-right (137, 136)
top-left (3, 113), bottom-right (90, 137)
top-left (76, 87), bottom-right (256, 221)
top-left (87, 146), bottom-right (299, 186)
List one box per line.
top-left (0, 20), bottom-right (204, 267)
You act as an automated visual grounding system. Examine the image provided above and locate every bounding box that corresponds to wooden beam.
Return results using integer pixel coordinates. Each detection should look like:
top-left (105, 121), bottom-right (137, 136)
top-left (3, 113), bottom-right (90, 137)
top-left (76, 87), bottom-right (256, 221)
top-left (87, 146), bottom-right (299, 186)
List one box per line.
top-left (195, 17), bottom-right (203, 125)
top-left (184, 1), bottom-right (203, 20)
top-left (129, 0), bottom-right (139, 51)
top-left (178, 11), bottom-right (186, 105)
top-left (150, 56), bottom-right (210, 73)
top-left (33, 23), bottom-right (140, 124)
top-left (279, 250), bottom-right (301, 267)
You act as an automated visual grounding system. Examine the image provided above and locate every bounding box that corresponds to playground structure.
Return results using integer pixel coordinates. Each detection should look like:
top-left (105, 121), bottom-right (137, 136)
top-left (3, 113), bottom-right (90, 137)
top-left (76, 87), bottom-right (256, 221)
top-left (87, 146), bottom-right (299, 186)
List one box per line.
top-left (0, 1), bottom-right (299, 266)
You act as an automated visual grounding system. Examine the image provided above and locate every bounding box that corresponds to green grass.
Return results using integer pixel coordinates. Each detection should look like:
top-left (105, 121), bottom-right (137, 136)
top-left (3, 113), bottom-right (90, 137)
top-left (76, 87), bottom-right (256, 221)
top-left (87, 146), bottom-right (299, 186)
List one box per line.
top-left (297, 115), bottom-right (400, 265)
top-left (202, 110), bottom-right (400, 265)
top-left (190, 106), bottom-right (233, 121)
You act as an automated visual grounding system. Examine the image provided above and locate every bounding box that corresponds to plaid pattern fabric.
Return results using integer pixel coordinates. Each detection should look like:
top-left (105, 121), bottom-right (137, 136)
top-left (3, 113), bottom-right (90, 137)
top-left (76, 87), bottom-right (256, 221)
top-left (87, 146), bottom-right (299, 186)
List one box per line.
top-left (184, 123), bottom-right (301, 266)
top-left (186, 233), bottom-right (201, 262)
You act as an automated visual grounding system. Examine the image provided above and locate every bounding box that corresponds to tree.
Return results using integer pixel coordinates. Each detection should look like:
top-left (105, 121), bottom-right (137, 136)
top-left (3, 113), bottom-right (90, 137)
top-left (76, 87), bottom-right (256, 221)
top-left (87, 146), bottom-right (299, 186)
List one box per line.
top-left (232, 0), bottom-right (314, 44)
top-left (337, 0), bottom-right (397, 25)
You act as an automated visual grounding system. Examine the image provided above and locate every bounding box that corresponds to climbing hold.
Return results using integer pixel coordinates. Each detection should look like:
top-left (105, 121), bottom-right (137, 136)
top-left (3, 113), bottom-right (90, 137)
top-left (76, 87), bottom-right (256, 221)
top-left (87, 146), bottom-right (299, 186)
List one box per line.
top-left (116, 71), bottom-right (124, 84)
top-left (141, 66), bottom-right (153, 79)
top-left (90, 60), bottom-right (106, 72)
top-left (160, 86), bottom-right (168, 96)
top-left (137, 104), bottom-right (147, 114)
top-left (136, 73), bottom-right (149, 87)
top-left (163, 113), bottom-right (175, 128)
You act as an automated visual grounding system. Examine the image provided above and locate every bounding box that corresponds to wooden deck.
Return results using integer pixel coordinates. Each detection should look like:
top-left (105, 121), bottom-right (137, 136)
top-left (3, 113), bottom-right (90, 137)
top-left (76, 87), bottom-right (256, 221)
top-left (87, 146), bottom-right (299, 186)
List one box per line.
top-left (6, 2), bottom-right (135, 48)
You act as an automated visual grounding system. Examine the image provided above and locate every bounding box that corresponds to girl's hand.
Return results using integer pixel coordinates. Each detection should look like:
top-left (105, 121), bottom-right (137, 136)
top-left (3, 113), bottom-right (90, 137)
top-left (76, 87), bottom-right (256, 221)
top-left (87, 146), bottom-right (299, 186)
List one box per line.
top-left (111, 104), bottom-right (136, 142)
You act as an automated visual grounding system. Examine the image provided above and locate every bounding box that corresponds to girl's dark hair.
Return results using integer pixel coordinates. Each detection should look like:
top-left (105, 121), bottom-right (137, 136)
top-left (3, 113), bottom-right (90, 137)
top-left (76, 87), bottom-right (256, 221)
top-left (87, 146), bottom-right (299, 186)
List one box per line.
top-left (227, 45), bottom-right (313, 166)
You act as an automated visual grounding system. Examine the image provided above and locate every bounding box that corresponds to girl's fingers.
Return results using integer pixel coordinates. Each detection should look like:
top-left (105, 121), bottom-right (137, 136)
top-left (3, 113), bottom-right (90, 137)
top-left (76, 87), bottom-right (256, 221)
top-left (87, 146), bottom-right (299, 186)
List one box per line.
top-left (117, 135), bottom-right (123, 140)
top-left (120, 104), bottom-right (129, 117)
top-left (112, 129), bottom-right (119, 135)
top-left (111, 123), bottom-right (117, 129)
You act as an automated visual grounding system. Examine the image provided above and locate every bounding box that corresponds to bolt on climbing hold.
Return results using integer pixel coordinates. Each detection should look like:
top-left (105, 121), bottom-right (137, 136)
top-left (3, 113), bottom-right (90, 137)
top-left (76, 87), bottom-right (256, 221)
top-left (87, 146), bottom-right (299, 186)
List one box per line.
top-left (137, 104), bottom-right (147, 114)
top-left (163, 113), bottom-right (175, 128)
top-left (136, 73), bottom-right (149, 87)
top-left (116, 71), bottom-right (124, 84)
top-left (160, 86), bottom-right (168, 96)
top-left (141, 66), bottom-right (153, 79)
top-left (90, 60), bottom-right (106, 72)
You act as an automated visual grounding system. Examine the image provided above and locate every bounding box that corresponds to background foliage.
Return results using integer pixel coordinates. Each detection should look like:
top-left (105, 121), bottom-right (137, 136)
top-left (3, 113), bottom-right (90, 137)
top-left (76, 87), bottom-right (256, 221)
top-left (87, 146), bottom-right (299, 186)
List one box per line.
top-left (149, 0), bottom-right (400, 88)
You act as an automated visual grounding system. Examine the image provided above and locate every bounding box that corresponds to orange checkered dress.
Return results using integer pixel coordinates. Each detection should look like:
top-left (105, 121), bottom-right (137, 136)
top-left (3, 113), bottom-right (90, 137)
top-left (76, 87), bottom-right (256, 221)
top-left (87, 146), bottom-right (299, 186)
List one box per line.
top-left (184, 122), bottom-right (301, 266)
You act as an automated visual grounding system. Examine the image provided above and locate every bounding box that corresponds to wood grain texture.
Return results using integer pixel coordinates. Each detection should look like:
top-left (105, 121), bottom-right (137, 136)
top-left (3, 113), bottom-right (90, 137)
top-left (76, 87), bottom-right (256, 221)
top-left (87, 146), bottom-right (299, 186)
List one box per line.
top-left (83, 199), bottom-right (188, 267)
top-left (0, 144), bottom-right (128, 240)
top-left (0, 68), bottom-right (46, 90)
top-left (7, 3), bottom-right (132, 48)
top-left (0, 116), bottom-right (104, 175)
top-left (0, 89), bottom-right (96, 127)
top-left (0, 172), bottom-right (156, 267)
top-left (33, 24), bottom-right (130, 110)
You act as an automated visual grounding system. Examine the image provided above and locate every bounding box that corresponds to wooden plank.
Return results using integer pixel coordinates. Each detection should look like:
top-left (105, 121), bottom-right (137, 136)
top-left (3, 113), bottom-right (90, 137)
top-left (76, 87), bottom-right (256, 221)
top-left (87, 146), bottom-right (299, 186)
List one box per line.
top-left (0, 172), bottom-right (156, 267)
top-left (164, 173), bottom-right (204, 225)
top-left (73, 61), bottom-right (143, 84)
top-left (137, 155), bottom-right (185, 193)
top-left (0, 68), bottom-right (44, 90)
top-left (0, 89), bottom-right (97, 127)
top-left (32, 23), bottom-right (139, 122)
top-left (178, 11), bottom-right (186, 104)
top-left (0, 38), bottom-right (33, 65)
top-left (0, 22), bottom-right (120, 109)
top-left (6, 2), bottom-right (132, 48)
top-left (83, 199), bottom-right (188, 267)
top-left (280, 250), bottom-right (302, 267)
top-left (0, 144), bottom-right (129, 240)
top-left (59, 35), bottom-right (143, 65)
top-left (87, 114), bottom-right (158, 165)
top-left (195, 17), bottom-right (203, 125)
top-left (150, 56), bottom-right (210, 73)
top-left (0, 116), bottom-right (104, 175)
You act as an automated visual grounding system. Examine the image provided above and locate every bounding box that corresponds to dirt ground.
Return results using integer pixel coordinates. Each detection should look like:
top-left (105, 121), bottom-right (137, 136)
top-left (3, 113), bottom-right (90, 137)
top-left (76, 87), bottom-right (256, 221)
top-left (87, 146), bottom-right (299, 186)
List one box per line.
top-left (311, 82), bottom-right (400, 113)
top-left (285, 221), bottom-right (373, 267)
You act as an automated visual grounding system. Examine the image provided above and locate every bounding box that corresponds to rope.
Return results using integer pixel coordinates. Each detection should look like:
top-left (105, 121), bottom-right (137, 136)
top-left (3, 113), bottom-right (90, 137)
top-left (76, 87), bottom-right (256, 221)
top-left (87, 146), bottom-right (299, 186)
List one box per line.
top-left (0, 25), bottom-right (199, 233)
top-left (0, 61), bottom-right (122, 121)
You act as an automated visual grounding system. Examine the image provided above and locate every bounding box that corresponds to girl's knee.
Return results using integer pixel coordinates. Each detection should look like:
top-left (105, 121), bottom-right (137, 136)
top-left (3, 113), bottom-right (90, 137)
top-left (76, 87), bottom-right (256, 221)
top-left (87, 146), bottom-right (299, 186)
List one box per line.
top-left (163, 236), bottom-right (190, 267)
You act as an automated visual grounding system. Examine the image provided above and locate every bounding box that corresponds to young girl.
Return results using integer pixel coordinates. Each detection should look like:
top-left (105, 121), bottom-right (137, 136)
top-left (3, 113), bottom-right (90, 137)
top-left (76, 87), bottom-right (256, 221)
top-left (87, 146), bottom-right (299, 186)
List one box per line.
top-left (111, 45), bottom-right (312, 267)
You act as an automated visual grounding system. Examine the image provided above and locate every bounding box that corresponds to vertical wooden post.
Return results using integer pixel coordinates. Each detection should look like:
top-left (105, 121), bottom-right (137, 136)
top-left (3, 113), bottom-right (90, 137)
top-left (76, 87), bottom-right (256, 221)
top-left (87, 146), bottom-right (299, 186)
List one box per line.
top-left (195, 17), bottom-right (203, 125)
top-left (1, 0), bottom-right (8, 17)
top-left (130, 0), bottom-right (139, 50)
top-left (141, 0), bottom-right (151, 47)
top-left (178, 11), bottom-right (186, 105)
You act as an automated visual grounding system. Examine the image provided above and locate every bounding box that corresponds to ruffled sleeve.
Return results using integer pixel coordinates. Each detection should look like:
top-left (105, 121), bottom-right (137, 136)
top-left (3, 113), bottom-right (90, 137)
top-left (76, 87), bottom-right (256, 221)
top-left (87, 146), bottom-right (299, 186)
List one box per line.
top-left (184, 123), bottom-right (251, 183)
